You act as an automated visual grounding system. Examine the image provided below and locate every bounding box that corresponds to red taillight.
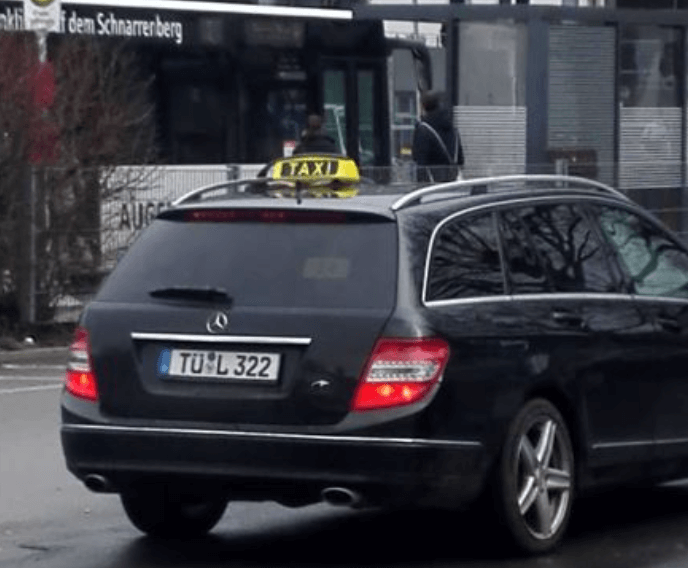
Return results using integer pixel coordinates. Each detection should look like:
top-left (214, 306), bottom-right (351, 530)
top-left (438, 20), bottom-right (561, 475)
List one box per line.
top-left (65, 327), bottom-right (98, 402)
top-left (351, 337), bottom-right (450, 411)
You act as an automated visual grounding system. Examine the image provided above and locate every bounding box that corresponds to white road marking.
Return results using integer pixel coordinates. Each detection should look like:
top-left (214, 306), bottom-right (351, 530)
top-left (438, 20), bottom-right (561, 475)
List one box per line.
top-left (0, 385), bottom-right (63, 395)
top-left (0, 376), bottom-right (63, 382)
top-left (1, 364), bottom-right (65, 370)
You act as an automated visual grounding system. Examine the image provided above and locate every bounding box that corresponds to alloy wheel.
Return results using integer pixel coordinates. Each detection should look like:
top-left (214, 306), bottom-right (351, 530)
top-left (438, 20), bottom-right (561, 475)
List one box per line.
top-left (515, 415), bottom-right (573, 540)
top-left (494, 398), bottom-right (575, 554)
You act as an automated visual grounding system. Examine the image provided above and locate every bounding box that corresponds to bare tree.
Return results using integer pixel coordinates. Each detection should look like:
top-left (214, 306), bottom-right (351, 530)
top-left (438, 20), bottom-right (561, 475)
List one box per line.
top-left (0, 33), bottom-right (43, 329)
top-left (0, 33), bottom-right (157, 329)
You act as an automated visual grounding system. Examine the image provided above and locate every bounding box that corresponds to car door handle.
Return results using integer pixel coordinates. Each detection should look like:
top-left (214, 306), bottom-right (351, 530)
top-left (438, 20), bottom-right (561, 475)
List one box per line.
top-left (551, 310), bottom-right (586, 329)
top-left (656, 316), bottom-right (682, 334)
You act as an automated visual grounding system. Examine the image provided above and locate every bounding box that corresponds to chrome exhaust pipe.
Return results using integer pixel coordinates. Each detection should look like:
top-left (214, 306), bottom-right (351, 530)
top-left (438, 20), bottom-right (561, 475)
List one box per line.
top-left (83, 474), bottom-right (113, 493)
top-left (321, 487), bottom-right (362, 507)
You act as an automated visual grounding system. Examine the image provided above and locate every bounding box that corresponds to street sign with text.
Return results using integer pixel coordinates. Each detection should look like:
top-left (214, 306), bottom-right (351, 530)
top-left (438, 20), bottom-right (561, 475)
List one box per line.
top-left (24, 0), bottom-right (60, 32)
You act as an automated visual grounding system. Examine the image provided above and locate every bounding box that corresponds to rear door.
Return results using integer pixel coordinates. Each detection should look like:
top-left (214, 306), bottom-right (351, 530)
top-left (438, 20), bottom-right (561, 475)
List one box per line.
top-left (499, 200), bottom-right (656, 468)
top-left (86, 207), bottom-right (397, 427)
top-left (421, 202), bottom-right (644, 459)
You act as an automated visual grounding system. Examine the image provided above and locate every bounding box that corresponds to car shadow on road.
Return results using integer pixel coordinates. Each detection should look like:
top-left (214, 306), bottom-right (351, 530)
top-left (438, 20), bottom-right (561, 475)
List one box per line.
top-left (105, 484), bottom-right (688, 568)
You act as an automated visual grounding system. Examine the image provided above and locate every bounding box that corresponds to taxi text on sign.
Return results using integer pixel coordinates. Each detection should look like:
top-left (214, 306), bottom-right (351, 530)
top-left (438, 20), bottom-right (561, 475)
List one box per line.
top-left (272, 156), bottom-right (360, 182)
top-left (24, 0), bottom-right (61, 32)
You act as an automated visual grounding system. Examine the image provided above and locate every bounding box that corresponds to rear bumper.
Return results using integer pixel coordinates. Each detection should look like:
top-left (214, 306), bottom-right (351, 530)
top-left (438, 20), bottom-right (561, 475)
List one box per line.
top-left (61, 421), bottom-right (487, 508)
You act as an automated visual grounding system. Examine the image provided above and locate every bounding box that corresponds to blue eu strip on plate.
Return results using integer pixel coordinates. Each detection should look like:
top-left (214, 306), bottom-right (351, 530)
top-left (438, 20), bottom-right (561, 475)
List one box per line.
top-left (157, 348), bottom-right (171, 376)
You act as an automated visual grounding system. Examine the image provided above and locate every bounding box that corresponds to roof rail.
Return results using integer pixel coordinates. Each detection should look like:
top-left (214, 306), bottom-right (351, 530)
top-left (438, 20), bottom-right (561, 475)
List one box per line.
top-left (172, 178), bottom-right (272, 206)
top-left (391, 174), bottom-right (627, 211)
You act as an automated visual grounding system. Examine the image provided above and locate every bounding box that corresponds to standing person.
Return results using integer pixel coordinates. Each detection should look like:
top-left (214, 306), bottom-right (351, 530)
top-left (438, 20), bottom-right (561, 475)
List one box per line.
top-left (412, 91), bottom-right (464, 183)
top-left (293, 114), bottom-right (339, 155)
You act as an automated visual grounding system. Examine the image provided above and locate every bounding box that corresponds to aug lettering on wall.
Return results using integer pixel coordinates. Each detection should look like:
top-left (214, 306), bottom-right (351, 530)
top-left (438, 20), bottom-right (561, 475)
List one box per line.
top-left (119, 201), bottom-right (170, 231)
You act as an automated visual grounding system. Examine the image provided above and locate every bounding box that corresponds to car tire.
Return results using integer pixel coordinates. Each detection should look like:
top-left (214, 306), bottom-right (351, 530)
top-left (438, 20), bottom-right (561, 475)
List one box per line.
top-left (492, 398), bottom-right (575, 554)
top-left (120, 486), bottom-right (228, 538)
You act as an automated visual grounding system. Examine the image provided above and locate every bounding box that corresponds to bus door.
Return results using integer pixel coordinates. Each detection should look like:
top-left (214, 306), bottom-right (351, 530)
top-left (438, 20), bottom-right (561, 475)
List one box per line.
top-left (321, 58), bottom-right (390, 168)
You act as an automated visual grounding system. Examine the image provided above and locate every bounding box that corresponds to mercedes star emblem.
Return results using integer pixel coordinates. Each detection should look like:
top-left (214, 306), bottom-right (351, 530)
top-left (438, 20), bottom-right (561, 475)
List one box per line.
top-left (206, 311), bottom-right (230, 334)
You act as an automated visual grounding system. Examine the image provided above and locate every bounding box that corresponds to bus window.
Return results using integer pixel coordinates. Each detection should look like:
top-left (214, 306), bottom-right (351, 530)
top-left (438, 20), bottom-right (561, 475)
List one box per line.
top-left (324, 70), bottom-right (347, 155)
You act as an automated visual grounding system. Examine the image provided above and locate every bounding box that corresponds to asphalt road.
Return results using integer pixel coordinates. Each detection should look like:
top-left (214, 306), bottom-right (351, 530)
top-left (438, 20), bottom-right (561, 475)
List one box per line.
top-left (5, 348), bottom-right (688, 568)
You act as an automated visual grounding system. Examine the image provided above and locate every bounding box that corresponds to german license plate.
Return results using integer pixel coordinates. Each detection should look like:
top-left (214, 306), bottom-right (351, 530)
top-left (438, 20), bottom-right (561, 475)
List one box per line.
top-left (161, 349), bottom-right (280, 381)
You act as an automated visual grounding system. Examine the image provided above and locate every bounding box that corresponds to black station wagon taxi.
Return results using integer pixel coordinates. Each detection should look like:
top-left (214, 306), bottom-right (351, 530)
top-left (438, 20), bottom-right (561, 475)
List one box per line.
top-left (61, 154), bottom-right (688, 554)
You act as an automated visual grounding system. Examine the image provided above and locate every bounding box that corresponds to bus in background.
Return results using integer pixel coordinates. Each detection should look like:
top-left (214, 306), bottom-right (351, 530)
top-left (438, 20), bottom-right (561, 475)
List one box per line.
top-left (47, 1), bottom-right (431, 169)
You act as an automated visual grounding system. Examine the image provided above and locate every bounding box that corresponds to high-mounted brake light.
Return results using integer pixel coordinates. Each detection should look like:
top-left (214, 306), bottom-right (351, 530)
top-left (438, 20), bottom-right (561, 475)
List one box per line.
top-left (185, 209), bottom-right (347, 223)
top-left (65, 327), bottom-right (98, 402)
top-left (351, 337), bottom-right (450, 411)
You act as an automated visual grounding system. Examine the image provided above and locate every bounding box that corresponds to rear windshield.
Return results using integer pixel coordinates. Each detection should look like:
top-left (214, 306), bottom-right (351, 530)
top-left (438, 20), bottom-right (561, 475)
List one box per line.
top-left (97, 217), bottom-right (397, 309)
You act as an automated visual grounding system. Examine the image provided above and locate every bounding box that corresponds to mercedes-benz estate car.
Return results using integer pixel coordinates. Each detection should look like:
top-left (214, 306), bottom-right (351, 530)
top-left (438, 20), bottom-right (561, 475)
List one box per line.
top-left (61, 154), bottom-right (688, 554)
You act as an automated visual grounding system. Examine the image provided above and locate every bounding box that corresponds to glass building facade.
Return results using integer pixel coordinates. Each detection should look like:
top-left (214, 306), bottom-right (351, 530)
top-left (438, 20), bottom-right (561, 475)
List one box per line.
top-left (389, 5), bottom-right (688, 237)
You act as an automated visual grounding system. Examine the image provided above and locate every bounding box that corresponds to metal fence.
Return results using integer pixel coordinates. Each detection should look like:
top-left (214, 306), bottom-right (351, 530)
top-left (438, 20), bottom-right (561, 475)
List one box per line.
top-left (100, 164), bottom-right (264, 269)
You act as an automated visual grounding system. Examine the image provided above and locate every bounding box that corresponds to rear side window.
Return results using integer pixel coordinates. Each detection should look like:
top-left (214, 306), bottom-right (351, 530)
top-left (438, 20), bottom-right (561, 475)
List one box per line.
top-left (499, 209), bottom-right (549, 294)
top-left (426, 212), bottom-right (504, 302)
top-left (596, 205), bottom-right (688, 298)
top-left (97, 217), bottom-right (397, 309)
top-left (501, 203), bottom-right (617, 294)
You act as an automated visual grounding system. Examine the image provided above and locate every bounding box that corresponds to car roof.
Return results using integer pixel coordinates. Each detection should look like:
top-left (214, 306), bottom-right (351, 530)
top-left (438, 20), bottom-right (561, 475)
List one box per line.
top-left (167, 173), bottom-right (630, 220)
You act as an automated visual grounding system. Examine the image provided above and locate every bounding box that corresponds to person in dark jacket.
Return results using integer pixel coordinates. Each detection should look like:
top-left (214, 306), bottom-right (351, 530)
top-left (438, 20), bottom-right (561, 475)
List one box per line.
top-left (293, 114), bottom-right (339, 155)
top-left (412, 91), bottom-right (464, 183)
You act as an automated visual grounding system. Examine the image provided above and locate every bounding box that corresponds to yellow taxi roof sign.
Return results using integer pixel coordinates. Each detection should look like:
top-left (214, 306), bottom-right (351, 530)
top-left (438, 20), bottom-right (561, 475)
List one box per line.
top-left (271, 155), bottom-right (360, 183)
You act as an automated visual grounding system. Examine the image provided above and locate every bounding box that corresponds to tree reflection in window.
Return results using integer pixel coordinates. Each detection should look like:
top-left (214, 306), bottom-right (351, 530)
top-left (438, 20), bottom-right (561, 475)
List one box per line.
top-left (427, 213), bottom-right (504, 301)
top-left (506, 204), bottom-right (616, 294)
top-left (500, 209), bottom-right (549, 294)
top-left (597, 206), bottom-right (688, 298)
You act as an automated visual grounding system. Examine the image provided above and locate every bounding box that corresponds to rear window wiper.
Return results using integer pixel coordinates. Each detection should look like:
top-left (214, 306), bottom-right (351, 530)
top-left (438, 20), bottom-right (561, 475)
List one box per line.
top-left (149, 286), bottom-right (232, 304)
